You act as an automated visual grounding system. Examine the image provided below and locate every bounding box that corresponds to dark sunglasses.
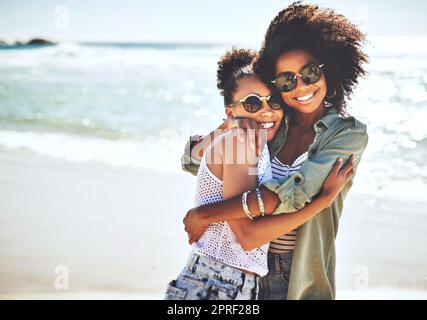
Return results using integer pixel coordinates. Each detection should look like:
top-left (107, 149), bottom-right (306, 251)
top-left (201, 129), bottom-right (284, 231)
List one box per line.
top-left (228, 94), bottom-right (282, 113)
top-left (271, 63), bottom-right (324, 92)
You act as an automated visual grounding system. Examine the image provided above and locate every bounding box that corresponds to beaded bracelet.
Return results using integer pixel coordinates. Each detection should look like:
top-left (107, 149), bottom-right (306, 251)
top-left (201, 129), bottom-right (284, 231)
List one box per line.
top-left (255, 187), bottom-right (265, 217)
top-left (242, 190), bottom-right (257, 220)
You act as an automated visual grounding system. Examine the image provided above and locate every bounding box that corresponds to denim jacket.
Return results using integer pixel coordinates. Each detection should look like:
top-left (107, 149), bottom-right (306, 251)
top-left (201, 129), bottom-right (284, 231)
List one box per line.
top-left (180, 108), bottom-right (369, 299)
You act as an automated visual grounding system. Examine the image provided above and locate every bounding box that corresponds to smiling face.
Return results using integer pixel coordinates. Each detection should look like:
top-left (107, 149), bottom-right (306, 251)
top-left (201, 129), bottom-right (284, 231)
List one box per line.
top-left (225, 76), bottom-right (284, 142)
top-left (275, 50), bottom-right (327, 114)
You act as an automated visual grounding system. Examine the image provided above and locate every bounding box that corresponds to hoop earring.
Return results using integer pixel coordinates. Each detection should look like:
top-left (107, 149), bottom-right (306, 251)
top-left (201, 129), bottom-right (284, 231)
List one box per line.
top-left (325, 87), bottom-right (336, 99)
top-left (324, 87), bottom-right (336, 108)
top-left (324, 101), bottom-right (333, 108)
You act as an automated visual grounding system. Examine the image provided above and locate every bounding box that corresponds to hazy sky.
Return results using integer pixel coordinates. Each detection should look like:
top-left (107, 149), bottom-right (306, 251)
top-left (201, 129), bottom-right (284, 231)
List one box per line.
top-left (1, 0), bottom-right (426, 44)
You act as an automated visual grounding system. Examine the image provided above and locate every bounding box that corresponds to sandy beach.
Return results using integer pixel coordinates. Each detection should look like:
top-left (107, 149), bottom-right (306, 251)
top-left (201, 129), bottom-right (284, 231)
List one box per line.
top-left (1, 147), bottom-right (427, 300)
top-left (0, 148), bottom-right (194, 299)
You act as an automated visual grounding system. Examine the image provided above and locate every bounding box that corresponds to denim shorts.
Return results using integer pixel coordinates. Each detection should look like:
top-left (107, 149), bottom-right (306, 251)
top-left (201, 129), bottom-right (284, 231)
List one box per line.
top-left (257, 251), bottom-right (293, 300)
top-left (164, 252), bottom-right (259, 300)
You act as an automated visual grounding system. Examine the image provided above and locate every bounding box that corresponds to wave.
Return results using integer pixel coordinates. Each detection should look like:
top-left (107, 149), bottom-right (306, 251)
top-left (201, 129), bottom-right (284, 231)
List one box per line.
top-left (0, 116), bottom-right (130, 140)
top-left (0, 130), bottom-right (185, 173)
top-left (1, 128), bottom-right (427, 203)
top-left (0, 42), bottom-right (227, 68)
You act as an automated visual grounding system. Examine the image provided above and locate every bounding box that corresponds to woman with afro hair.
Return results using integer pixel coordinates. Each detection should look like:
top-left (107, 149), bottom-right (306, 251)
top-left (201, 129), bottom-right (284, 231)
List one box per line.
top-left (181, 2), bottom-right (369, 300)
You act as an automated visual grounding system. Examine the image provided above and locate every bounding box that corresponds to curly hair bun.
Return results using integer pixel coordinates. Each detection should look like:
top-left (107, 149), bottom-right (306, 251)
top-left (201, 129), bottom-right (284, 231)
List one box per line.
top-left (217, 48), bottom-right (257, 93)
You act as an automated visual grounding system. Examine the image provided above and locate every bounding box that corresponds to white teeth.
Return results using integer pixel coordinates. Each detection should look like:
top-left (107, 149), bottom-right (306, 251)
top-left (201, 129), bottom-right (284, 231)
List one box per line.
top-left (259, 122), bottom-right (274, 129)
top-left (296, 92), bottom-right (314, 102)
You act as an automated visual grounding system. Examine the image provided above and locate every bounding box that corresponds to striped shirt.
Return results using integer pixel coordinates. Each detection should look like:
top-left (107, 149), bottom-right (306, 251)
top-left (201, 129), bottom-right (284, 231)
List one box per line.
top-left (268, 151), bottom-right (308, 253)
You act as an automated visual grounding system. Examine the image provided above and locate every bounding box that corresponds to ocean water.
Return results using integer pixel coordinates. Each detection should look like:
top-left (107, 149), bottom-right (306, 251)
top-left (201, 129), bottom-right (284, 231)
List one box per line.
top-left (1, 37), bottom-right (427, 200)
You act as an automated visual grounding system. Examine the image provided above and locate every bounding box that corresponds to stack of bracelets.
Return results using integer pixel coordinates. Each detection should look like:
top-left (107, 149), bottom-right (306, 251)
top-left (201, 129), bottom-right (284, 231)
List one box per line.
top-left (242, 186), bottom-right (265, 220)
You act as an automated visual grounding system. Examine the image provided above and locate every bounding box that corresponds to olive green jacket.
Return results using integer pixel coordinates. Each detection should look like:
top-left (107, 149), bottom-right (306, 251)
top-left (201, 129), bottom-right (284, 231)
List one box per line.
top-left (181, 108), bottom-right (368, 300)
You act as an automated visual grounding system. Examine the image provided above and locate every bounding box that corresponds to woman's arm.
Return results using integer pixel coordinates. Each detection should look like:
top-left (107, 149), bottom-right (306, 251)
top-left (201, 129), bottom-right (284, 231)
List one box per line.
top-left (263, 120), bottom-right (368, 214)
top-left (231, 197), bottom-right (327, 251)
top-left (181, 127), bottom-right (224, 176)
top-left (221, 131), bottom-right (259, 200)
top-left (183, 119), bottom-right (368, 242)
top-left (227, 157), bottom-right (354, 251)
top-left (183, 185), bottom-right (279, 244)
top-left (181, 118), bottom-right (264, 176)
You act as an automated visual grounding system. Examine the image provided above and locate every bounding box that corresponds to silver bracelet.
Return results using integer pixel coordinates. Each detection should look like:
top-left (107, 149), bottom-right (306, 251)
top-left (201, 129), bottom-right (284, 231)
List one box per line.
top-left (255, 187), bottom-right (265, 217)
top-left (242, 190), bottom-right (256, 220)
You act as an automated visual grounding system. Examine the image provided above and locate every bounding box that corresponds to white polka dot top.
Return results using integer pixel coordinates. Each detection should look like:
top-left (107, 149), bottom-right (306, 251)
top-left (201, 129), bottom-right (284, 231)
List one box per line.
top-left (192, 133), bottom-right (272, 276)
